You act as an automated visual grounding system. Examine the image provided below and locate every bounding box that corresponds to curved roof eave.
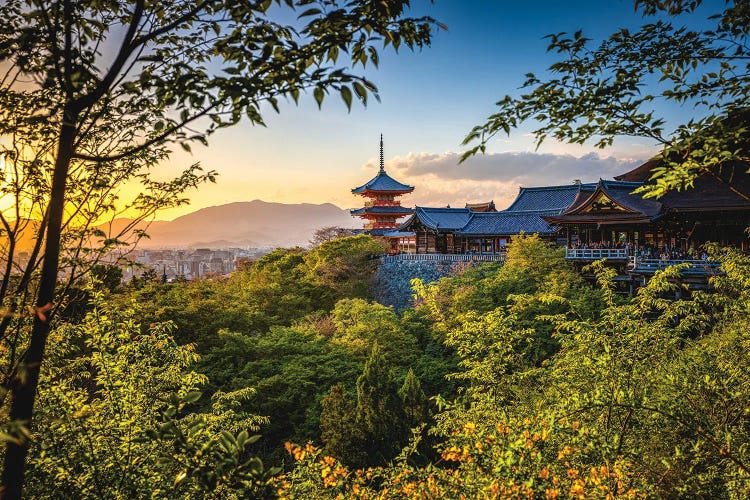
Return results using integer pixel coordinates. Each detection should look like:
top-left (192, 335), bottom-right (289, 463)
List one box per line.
top-left (351, 171), bottom-right (414, 194)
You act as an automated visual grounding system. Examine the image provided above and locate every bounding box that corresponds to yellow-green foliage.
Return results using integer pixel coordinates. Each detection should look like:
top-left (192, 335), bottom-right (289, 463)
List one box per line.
top-left (278, 417), bottom-right (647, 499)
top-left (24, 290), bottom-right (277, 499)
top-left (305, 235), bottom-right (387, 299)
top-left (331, 298), bottom-right (419, 366)
top-left (284, 242), bottom-right (750, 498)
top-left (122, 236), bottom-right (387, 350)
top-left (24, 234), bottom-right (750, 498)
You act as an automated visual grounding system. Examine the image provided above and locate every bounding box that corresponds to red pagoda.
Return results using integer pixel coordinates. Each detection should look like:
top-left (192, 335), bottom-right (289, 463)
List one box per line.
top-left (351, 135), bottom-right (414, 235)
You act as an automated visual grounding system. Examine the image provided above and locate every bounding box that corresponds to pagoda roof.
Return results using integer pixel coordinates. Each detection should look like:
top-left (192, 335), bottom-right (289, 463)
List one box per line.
top-left (351, 170), bottom-right (414, 194)
top-left (350, 206), bottom-right (415, 216)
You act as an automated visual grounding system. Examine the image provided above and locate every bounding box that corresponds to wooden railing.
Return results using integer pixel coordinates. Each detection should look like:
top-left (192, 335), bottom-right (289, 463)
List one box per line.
top-left (565, 248), bottom-right (629, 260)
top-left (628, 258), bottom-right (722, 275)
top-left (364, 200), bottom-right (401, 208)
top-left (382, 253), bottom-right (506, 263)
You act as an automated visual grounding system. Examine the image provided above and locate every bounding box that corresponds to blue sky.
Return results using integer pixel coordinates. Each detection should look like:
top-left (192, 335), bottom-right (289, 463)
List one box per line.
top-left (152, 0), bottom-right (706, 219)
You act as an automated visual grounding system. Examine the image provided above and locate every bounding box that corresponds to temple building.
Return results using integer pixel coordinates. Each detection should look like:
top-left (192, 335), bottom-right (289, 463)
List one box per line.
top-left (398, 183), bottom-right (597, 253)
top-left (351, 136), bottom-right (415, 251)
top-left (545, 161), bottom-right (750, 272)
top-left (349, 130), bottom-right (750, 287)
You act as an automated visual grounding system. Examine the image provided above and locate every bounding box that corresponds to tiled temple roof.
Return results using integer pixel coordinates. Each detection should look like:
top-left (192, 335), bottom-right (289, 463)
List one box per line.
top-left (465, 201), bottom-right (496, 212)
top-left (398, 183), bottom-right (598, 236)
top-left (404, 207), bottom-right (473, 230)
top-left (351, 170), bottom-right (414, 194)
top-left (365, 228), bottom-right (416, 237)
top-left (598, 180), bottom-right (662, 216)
top-left (455, 210), bottom-right (561, 236)
top-left (543, 179), bottom-right (660, 225)
top-left (504, 183), bottom-right (597, 212)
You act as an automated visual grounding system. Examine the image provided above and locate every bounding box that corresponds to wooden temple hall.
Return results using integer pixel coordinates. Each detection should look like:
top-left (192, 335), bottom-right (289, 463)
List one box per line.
top-left (351, 137), bottom-right (750, 271)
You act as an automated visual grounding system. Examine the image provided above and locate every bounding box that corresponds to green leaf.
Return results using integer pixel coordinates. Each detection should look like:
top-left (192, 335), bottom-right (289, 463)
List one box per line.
top-left (313, 86), bottom-right (324, 109)
top-left (340, 86), bottom-right (353, 110)
top-left (182, 391), bottom-right (202, 404)
top-left (298, 8), bottom-right (322, 18)
top-left (353, 81), bottom-right (367, 104)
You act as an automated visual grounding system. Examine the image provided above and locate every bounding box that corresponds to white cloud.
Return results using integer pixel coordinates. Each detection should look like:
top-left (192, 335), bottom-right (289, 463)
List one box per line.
top-left (365, 150), bottom-right (649, 209)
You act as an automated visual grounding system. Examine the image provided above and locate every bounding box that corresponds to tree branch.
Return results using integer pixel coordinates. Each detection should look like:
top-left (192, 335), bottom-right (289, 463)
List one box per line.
top-left (73, 0), bottom-right (145, 111)
top-left (71, 105), bottom-right (216, 163)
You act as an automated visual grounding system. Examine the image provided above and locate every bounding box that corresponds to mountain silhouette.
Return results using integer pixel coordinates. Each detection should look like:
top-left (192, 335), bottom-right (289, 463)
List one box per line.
top-left (132, 200), bottom-right (357, 248)
top-left (7, 200), bottom-right (360, 251)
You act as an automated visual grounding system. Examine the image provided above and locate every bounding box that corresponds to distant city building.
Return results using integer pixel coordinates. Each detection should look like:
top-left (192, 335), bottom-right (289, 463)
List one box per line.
top-left (121, 246), bottom-right (269, 282)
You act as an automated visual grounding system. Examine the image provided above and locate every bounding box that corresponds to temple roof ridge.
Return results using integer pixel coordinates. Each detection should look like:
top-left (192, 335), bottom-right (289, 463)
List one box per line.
top-left (516, 183), bottom-right (598, 192)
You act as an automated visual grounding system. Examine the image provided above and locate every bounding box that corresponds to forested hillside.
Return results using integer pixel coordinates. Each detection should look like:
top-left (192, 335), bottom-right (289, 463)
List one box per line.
top-left (17, 234), bottom-right (750, 498)
top-left (5, 0), bottom-right (750, 496)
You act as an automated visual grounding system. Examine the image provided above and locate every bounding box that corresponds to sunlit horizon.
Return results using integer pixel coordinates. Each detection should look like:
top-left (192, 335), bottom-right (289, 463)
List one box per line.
top-left (117, 0), bottom-right (679, 221)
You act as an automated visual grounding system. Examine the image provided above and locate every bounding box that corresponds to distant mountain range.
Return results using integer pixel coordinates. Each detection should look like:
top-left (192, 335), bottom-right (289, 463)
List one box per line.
top-left (134, 200), bottom-right (358, 248)
top-left (11, 200), bottom-right (360, 251)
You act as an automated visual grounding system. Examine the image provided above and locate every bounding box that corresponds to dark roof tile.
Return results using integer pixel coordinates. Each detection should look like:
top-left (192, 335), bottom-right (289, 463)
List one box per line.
top-left (504, 183), bottom-right (597, 212)
top-left (456, 210), bottom-right (560, 236)
top-left (400, 207), bottom-right (473, 231)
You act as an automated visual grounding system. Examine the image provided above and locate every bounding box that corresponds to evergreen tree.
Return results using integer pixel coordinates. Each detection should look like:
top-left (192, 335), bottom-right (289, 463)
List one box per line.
top-left (356, 343), bottom-right (406, 465)
top-left (320, 385), bottom-right (363, 467)
top-left (398, 369), bottom-right (428, 429)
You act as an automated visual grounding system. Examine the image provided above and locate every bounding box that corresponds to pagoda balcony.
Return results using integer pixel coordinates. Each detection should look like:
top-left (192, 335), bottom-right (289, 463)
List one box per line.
top-left (364, 222), bottom-right (399, 230)
top-left (565, 248), bottom-right (629, 260)
top-left (364, 200), bottom-right (401, 208)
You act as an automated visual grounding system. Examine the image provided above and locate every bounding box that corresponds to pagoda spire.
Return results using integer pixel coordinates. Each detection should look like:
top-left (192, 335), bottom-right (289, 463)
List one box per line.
top-left (379, 133), bottom-right (385, 174)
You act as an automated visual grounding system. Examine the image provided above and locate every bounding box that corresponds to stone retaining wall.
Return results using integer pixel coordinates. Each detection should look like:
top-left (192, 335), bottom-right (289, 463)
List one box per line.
top-left (371, 259), bottom-right (461, 309)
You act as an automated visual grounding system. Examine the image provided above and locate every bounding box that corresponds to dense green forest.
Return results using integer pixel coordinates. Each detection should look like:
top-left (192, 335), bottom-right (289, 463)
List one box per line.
top-left (3, 0), bottom-right (750, 497)
top-left (16, 234), bottom-right (750, 498)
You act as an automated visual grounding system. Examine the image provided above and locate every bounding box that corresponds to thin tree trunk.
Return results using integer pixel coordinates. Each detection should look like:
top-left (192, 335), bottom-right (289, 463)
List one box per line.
top-left (1, 107), bottom-right (78, 499)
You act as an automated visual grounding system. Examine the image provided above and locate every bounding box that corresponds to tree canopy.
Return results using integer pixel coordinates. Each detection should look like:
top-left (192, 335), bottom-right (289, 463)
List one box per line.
top-left (0, 1), bottom-right (437, 496)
